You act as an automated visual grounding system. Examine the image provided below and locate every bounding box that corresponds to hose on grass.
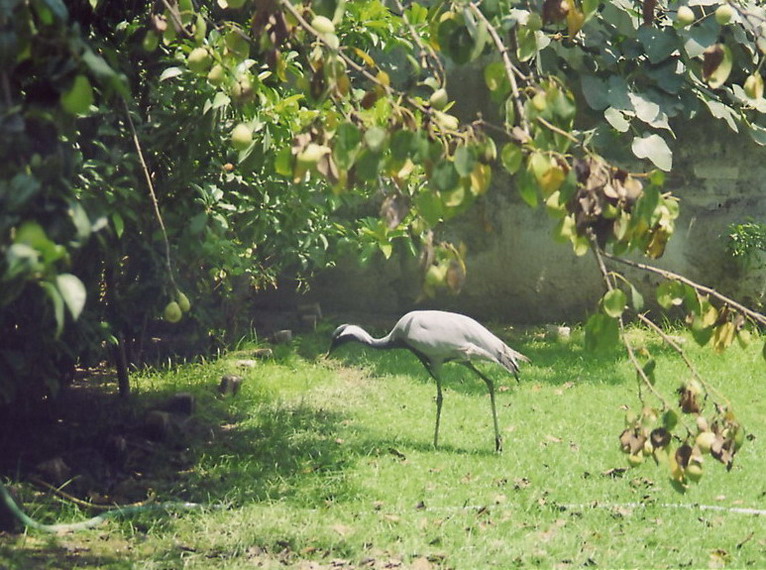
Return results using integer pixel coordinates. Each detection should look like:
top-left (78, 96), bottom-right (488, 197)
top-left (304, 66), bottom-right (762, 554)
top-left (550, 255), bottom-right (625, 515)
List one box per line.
top-left (0, 478), bottom-right (205, 534)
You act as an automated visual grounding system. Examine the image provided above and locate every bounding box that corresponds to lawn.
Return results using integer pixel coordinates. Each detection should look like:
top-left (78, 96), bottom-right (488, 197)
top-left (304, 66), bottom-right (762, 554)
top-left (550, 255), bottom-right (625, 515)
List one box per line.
top-left (1, 321), bottom-right (765, 569)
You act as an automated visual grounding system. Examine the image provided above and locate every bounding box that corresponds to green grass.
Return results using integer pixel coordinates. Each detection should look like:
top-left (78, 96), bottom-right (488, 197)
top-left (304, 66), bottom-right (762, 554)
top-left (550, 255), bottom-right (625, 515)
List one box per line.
top-left (2, 323), bottom-right (766, 569)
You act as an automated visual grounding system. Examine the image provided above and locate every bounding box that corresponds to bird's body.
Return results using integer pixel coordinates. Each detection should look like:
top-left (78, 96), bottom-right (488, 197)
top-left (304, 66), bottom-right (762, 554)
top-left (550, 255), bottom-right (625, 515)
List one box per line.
top-left (329, 310), bottom-right (530, 452)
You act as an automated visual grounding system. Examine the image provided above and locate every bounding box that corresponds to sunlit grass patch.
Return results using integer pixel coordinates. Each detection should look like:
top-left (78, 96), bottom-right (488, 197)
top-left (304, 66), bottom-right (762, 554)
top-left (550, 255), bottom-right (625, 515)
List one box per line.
top-left (1, 323), bottom-right (765, 569)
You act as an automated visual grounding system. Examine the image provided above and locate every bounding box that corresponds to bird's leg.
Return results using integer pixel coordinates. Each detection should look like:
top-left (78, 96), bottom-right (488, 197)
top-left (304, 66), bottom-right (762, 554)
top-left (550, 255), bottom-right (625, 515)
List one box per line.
top-left (465, 363), bottom-right (503, 453)
top-left (433, 375), bottom-right (443, 449)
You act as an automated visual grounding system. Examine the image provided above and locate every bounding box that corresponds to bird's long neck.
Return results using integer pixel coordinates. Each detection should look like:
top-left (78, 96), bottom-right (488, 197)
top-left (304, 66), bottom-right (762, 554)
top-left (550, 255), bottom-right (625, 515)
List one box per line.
top-left (347, 325), bottom-right (396, 349)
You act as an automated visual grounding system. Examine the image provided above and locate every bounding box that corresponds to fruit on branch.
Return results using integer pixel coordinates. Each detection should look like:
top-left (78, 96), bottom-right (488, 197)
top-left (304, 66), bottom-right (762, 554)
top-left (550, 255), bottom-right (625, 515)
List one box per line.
top-left (231, 74), bottom-right (254, 104)
top-left (187, 47), bottom-right (212, 74)
top-left (311, 15), bottom-right (335, 35)
top-left (715, 3), bottom-right (733, 25)
top-left (177, 291), bottom-right (191, 313)
top-left (231, 123), bottom-right (253, 151)
top-left (685, 460), bottom-right (703, 482)
top-left (163, 301), bottom-right (183, 323)
top-left (296, 143), bottom-right (328, 170)
top-left (675, 6), bottom-right (695, 27)
top-left (429, 87), bottom-right (449, 110)
top-left (207, 64), bottom-right (225, 86)
top-left (696, 430), bottom-right (716, 453)
top-left (744, 74), bottom-right (764, 99)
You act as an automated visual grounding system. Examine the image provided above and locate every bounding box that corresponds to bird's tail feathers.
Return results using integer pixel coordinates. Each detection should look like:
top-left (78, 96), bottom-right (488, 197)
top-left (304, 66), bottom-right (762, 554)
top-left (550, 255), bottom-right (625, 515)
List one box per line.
top-left (497, 345), bottom-right (530, 377)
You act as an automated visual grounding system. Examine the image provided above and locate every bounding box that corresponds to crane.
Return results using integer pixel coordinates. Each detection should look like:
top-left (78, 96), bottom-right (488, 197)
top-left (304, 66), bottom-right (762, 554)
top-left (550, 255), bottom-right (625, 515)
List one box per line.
top-left (328, 310), bottom-right (530, 452)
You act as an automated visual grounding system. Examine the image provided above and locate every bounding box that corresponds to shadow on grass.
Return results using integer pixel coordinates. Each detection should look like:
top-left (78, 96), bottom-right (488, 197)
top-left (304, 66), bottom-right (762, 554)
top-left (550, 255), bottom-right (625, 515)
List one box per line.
top-left (0, 359), bottom-right (363, 567)
top-left (0, 542), bottom-right (134, 570)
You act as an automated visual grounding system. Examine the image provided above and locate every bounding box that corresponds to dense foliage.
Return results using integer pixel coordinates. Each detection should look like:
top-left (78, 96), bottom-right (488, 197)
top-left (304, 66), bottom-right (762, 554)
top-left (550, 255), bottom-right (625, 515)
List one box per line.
top-left (2, 0), bottom-right (765, 484)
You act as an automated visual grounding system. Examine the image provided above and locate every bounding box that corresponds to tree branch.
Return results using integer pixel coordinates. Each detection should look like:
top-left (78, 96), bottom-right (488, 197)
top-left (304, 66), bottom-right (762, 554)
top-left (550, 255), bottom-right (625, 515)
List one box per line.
top-left (589, 235), bottom-right (670, 407)
top-left (123, 99), bottom-right (177, 292)
top-left (600, 250), bottom-right (766, 327)
top-left (467, 2), bottom-right (530, 134)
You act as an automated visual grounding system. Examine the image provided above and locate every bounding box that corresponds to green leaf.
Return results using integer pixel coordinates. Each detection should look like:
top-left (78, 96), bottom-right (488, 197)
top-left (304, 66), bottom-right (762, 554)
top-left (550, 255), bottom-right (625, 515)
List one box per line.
top-left (4, 243), bottom-right (40, 279)
top-left (454, 145), bottom-right (476, 177)
top-left (274, 146), bottom-right (293, 177)
top-left (747, 122), bottom-right (766, 146)
top-left (581, 75), bottom-right (609, 111)
top-left (111, 212), bottom-right (124, 239)
top-left (516, 169), bottom-right (538, 208)
top-left (637, 27), bottom-right (677, 64)
top-left (56, 273), bottom-right (87, 320)
top-left (334, 122), bottom-right (362, 169)
top-left (629, 283), bottom-right (644, 312)
top-left (483, 61), bottom-right (509, 96)
top-left (656, 280), bottom-right (684, 310)
top-left (501, 143), bottom-right (523, 174)
top-left (602, 289), bottom-right (627, 318)
top-left (41, 0), bottom-right (68, 20)
top-left (160, 66), bottom-right (184, 81)
top-left (430, 159), bottom-right (458, 192)
top-left (415, 192), bottom-right (443, 226)
top-left (364, 127), bottom-right (387, 153)
top-left (41, 281), bottom-right (65, 338)
top-left (584, 313), bottom-right (620, 352)
top-left (631, 134), bottom-right (672, 172)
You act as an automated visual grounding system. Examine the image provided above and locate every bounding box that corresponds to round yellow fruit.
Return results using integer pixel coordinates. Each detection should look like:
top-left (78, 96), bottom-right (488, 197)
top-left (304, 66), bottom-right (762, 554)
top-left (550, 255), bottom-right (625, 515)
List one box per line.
top-left (311, 15), bottom-right (335, 35)
top-left (296, 143), bottom-right (327, 169)
top-left (187, 47), bottom-right (212, 74)
top-left (676, 6), bottom-right (694, 27)
top-left (744, 74), bottom-right (763, 99)
top-left (429, 88), bottom-right (449, 110)
top-left (685, 462), bottom-right (703, 482)
top-left (695, 431), bottom-right (716, 453)
top-left (61, 75), bottom-right (94, 115)
top-left (176, 292), bottom-right (191, 313)
top-left (231, 74), bottom-right (253, 104)
top-left (207, 64), bottom-right (225, 86)
top-left (231, 123), bottom-right (253, 151)
top-left (627, 453), bottom-right (644, 467)
top-left (715, 4), bottom-right (733, 25)
top-left (163, 301), bottom-right (183, 323)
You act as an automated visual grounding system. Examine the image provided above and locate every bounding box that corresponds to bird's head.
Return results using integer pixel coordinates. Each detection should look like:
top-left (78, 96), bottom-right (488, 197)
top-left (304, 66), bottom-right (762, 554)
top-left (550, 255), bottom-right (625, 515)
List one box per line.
top-left (327, 323), bottom-right (367, 355)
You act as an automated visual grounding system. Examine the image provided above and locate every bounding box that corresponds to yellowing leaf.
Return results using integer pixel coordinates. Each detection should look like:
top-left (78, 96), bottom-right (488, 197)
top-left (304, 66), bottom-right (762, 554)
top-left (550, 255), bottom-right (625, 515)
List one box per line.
top-left (702, 43), bottom-right (733, 89)
top-left (470, 163), bottom-right (492, 196)
top-left (566, 0), bottom-right (585, 36)
top-left (712, 321), bottom-right (736, 353)
top-left (353, 47), bottom-right (376, 68)
top-left (540, 165), bottom-right (566, 196)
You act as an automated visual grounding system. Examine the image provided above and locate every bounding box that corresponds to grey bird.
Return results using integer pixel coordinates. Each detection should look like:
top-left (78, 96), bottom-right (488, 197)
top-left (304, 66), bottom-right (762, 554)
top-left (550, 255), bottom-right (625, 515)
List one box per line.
top-left (328, 310), bottom-right (530, 452)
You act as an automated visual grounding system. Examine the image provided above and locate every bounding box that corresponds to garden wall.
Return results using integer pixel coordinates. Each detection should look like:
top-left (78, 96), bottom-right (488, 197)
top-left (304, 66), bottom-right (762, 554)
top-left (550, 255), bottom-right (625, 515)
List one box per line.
top-left (301, 112), bottom-right (766, 325)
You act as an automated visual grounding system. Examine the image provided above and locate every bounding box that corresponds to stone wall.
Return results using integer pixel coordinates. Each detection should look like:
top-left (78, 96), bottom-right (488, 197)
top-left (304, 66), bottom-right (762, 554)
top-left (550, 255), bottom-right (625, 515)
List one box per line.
top-left (303, 115), bottom-right (766, 325)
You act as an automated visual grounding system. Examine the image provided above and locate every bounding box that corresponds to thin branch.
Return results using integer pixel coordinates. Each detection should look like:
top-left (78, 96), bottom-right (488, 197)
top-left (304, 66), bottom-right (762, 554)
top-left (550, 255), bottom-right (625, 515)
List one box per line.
top-left (467, 2), bottom-right (530, 134)
top-left (123, 99), bottom-right (177, 292)
top-left (589, 234), bottom-right (670, 408)
top-left (278, 0), bottom-right (430, 116)
top-left (600, 250), bottom-right (766, 327)
top-left (635, 313), bottom-right (731, 409)
top-left (536, 115), bottom-right (580, 144)
top-left (391, 0), bottom-right (446, 85)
